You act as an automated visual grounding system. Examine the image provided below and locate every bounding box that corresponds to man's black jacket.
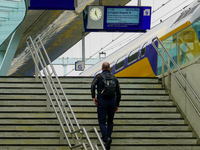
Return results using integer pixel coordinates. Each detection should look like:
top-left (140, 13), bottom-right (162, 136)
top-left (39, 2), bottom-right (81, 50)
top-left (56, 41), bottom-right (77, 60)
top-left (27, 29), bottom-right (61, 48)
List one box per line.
top-left (91, 70), bottom-right (121, 107)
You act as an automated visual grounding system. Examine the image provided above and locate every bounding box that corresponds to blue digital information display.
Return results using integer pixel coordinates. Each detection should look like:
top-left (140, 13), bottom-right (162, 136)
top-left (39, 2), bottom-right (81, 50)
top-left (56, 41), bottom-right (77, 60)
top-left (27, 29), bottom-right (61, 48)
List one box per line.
top-left (105, 7), bottom-right (140, 29)
top-left (83, 6), bottom-right (151, 32)
top-left (29, 0), bottom-right (75, 10)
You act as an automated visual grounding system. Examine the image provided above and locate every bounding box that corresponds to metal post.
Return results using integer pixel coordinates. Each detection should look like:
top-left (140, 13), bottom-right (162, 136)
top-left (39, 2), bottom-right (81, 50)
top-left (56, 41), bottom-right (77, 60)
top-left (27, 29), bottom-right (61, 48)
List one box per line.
top-left (63, 65), bottom-right (67, 76)
top-left (82, 32), bottom-right (85, 70)
top-left (99, 0), bottom-right (102, 6)
top-left (74, 0), bottom-right (78, 7)
top-left (138, 0), bottom-right (141, 6)
top-left (162, 48), bottom-right (165, 87)
top-left (35, 51), bottom-right (39, 81)
top-left (167, 57), bottom-right (171, 92)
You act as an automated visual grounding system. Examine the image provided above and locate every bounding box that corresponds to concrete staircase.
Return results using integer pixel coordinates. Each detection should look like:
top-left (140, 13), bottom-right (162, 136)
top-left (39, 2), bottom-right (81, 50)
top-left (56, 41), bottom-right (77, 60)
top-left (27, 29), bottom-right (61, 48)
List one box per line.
top-left (0, 77), bottom-right (199, 150)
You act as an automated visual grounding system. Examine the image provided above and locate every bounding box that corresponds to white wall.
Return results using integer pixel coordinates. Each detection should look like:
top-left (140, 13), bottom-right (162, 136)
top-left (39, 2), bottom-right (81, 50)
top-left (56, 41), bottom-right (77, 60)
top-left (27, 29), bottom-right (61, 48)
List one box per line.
top-left (164, 63), bottom-right (200, 140)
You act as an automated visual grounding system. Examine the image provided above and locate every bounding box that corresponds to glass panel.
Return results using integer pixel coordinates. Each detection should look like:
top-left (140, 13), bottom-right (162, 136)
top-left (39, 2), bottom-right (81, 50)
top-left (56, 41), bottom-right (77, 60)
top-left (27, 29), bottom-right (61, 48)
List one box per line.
top-left (128, 47), bottom-right (139, 64)
top-left (115, 55), bottom-right (126, 71)
top-left (157, 20), bottom-right (200, 75)
top-left (157, 46), bottom-right (162, 75)
top-left (0, 0), bottom-right (26, 45)
top-left (157, 35), bottom-right (177, 75)
top-left (177, 25), bottom-right (200, 65)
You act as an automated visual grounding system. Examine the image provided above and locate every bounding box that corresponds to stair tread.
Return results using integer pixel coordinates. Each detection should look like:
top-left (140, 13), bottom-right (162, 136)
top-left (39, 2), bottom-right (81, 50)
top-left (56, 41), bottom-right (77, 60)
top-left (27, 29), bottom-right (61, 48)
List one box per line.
top-left (0, 125), bottom-right (190, 131)
top-left (0, 138), bottom-right (197, 145)
top-left (0, 106), bottom-right (177, 112)
top-left (1, 145), bottom-right (200, 150)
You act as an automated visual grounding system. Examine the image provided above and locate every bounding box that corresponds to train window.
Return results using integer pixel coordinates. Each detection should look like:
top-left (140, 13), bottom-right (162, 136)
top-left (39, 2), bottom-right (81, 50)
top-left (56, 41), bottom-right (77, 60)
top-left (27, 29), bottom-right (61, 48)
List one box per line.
top-left (141, 43), bottom-right (146, 57)
top-left (128, 48), bottom-right (139, 64)
top-left (115, 55), bottom-right (126, 71)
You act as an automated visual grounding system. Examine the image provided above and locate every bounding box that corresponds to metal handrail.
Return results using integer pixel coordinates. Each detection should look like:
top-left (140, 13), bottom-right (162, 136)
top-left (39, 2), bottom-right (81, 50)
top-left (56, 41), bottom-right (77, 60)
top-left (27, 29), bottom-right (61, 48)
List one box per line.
top-left (26, 35), bottom-right (105, 150)
top-left (152, 36), bottom-right (200, 116)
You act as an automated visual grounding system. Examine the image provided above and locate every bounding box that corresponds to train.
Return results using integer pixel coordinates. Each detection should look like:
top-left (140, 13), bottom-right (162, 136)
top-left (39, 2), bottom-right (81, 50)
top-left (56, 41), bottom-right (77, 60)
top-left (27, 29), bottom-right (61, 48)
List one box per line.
top-left (80, 0), bottom-right (200, 77)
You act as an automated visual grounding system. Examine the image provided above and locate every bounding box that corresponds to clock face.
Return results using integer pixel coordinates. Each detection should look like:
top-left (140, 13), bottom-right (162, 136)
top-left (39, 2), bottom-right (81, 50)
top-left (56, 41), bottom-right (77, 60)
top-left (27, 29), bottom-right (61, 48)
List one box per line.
top-left (89, 7), bottom-right (102, 21)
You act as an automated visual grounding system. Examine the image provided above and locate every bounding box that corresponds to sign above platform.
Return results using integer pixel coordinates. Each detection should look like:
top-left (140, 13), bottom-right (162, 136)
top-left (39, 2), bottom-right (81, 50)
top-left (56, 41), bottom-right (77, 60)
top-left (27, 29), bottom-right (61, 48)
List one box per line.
top-left (28, 0), bottom-right (76, 10)
top-left (75, 61), bottom-right (85, 71)
top-left (83, 6), bottom-right (151, 32)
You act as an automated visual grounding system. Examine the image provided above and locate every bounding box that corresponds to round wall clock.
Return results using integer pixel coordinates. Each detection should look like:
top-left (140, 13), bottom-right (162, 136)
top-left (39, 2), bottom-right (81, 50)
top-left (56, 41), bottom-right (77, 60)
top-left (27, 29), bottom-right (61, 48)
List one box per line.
top-left (89, 7), bottom-right (102, 21)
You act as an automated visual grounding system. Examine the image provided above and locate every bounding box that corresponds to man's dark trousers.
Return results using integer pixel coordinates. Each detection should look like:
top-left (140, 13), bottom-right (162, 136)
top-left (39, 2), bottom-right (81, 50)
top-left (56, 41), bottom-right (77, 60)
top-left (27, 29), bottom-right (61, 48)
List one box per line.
top-left (97, 97), bottom-right (116, 142)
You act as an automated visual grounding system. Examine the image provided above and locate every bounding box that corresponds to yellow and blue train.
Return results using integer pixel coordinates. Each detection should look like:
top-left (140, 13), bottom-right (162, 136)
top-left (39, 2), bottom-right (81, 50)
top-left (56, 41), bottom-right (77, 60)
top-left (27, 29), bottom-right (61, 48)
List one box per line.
top-left (81, 0), bottom-right (200, 77)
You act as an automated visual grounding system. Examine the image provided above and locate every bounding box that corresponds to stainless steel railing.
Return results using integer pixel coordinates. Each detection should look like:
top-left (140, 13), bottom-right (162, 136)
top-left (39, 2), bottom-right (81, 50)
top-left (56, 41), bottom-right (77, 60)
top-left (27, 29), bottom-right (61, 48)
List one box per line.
top-left (152, 36), bottom-right (200, 116)
top-left (26, 35), bottom-right (105, 150)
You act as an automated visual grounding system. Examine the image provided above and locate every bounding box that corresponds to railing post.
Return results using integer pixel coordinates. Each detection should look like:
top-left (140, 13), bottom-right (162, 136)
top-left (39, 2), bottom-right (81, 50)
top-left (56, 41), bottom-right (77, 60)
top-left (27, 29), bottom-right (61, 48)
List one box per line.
top-left (161, 47), bottom-right (165, 87)
top-left (35, 45), bottom-right (39, 82)
top-left (46, 81), bottom-right (51, 111)
top-left (59, 114), bottom-right (65, 144)
top-left (167, 56), bottom-right (171, 92)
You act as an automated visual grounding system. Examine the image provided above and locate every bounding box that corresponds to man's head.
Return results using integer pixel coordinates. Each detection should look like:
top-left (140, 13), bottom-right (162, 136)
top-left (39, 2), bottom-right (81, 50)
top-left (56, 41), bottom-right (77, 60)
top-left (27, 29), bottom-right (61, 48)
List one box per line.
top-left (102, 62), bottom-right (110, 71)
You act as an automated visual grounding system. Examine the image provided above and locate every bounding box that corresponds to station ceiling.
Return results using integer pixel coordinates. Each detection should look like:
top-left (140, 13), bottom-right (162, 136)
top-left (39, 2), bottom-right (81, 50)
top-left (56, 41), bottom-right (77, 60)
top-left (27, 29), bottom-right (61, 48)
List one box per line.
top-left (2, 0), bottom-right (130, 76)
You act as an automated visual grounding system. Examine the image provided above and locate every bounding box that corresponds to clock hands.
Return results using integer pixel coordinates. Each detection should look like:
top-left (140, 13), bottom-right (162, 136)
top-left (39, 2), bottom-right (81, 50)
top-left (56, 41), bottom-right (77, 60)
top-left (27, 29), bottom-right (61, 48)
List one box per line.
top-left (89, 7), bottom-right (102, 20)
top-left (95, 10), bottom-right (98, 18)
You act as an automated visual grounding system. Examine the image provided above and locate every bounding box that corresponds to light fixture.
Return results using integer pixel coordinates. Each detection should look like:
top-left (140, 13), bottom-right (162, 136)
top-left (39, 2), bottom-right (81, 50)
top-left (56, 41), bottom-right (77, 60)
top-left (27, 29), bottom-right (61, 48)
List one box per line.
top-left (99, 52), bottom-right (106, 60)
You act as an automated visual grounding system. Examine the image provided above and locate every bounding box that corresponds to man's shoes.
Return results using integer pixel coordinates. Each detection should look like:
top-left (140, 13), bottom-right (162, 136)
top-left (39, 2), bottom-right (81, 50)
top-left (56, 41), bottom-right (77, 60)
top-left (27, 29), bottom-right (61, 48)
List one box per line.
top-left (105, 137), bottom-right (112, 150)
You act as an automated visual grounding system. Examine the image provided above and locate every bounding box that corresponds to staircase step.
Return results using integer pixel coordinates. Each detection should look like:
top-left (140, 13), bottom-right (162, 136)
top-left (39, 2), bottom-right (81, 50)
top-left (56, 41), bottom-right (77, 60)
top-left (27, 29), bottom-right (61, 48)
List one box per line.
top-left (0, 77), bottom-right (199, 149)
top-left (109, 138), bottom-right (198, 145)
top-left (0, 94), bottom-right (170, 100)
top-left (69, 100), bottom-right (173, 106)
top-left (0, 112), bottom-right (181, 119)
top-left (0, 77), bottom-right (160, 83)
top-left (0, 125), bottom-right (190, 131)
top-left (0, 89), bottom-right (166, 95)
top-left (0, 131), bottom-right (193, 138)
top-left (0, 118), bottom-right (185, 125)
top-left (78, 119), bottom-right (186, 125)
top-left (1, 145), bottom-right (200, 150)
top-left (0, 83), bottom-right (163, 89)
top-left (111, 146), bottom-right (200, 150)
top-left (0, 106), bottom-right (177, 112)
top-left (0, 138), bottom-right (197, 145)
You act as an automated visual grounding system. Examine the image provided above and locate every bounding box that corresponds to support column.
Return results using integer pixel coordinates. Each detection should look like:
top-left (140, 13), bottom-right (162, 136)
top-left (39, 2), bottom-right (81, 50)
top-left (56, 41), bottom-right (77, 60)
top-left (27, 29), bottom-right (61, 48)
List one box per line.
top-left (162, 48), bottom-right (165, 87)
top-left (167, 57), bottom-right (171, 92)
top-left (63, 65), bottom-right (67, 76)
top-left (82, 32), bottom-right (85, 70)
top-left (35, 46), bottom-right (39, 81)
top-left (99, 0), bottom-right (102, 6)
top-left (138, 0), bottom-right (141, 6)
top-left (0, 26), bottom-right (24, 76)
